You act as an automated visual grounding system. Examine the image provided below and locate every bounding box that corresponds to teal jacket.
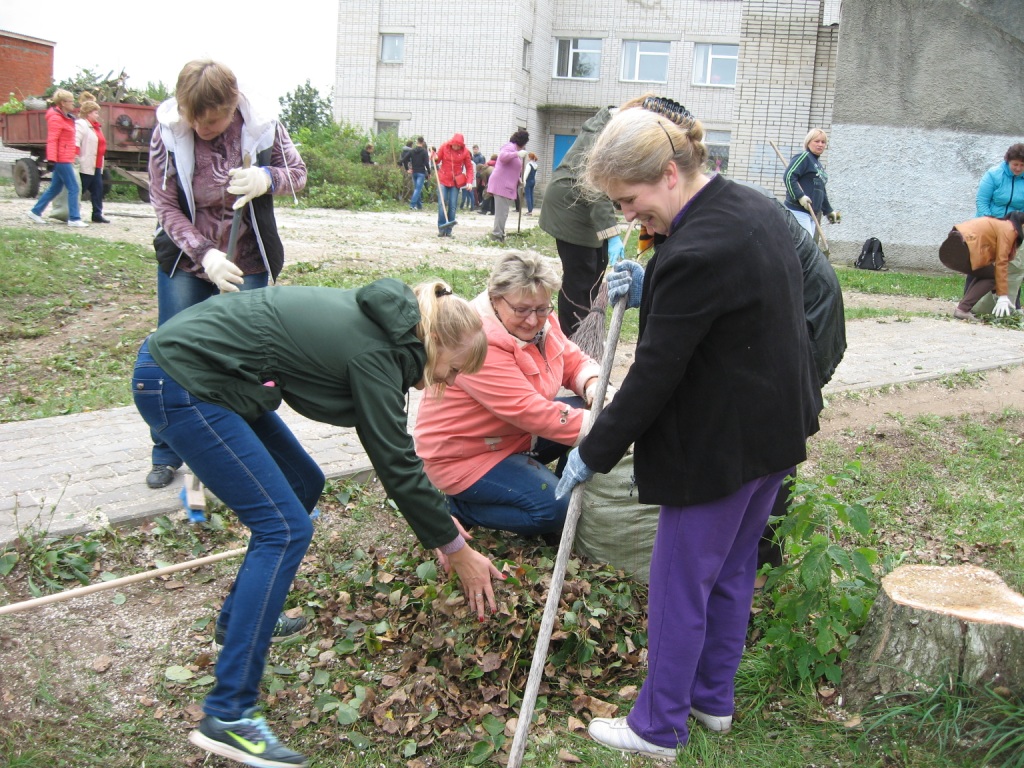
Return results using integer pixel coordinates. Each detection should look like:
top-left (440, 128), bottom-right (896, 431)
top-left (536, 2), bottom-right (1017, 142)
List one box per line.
top-left (149, 280), bottom-right (458, 549)
top-left (976, 161), bottom-right (1024, 218)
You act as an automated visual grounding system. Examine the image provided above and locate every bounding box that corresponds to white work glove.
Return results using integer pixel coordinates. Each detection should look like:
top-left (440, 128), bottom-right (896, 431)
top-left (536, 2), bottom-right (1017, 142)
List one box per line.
top-left (827, 211), bottom-right (841, 224)
top-left (202, 249), bottom-right (244, 293)
top-left (517, 150), bottom-right (527, 159)
top-left (798, 195), bottom-right (812, 212)
top-left (606, 234), bottom-right (625, 266)
top-left (993, 295), bottom-right (1014, 318)
top-left (227, 166), bottom-right (271, 210)
top-left (585, 380), bottom-right (617, 407)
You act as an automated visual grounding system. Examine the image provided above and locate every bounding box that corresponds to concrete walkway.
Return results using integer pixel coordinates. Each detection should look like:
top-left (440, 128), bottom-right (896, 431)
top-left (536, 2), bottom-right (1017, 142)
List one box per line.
top-left (1, 316), bottom-right (1022, 546)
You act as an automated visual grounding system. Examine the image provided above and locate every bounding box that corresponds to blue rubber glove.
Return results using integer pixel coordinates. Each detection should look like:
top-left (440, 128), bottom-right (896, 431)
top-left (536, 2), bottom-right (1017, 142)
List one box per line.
top-left (555, 448), bottom-right (596, 499)
top-left (606, 235), bottom-right (625, 266)
top-left (606, 260), bottom-right (645, 308)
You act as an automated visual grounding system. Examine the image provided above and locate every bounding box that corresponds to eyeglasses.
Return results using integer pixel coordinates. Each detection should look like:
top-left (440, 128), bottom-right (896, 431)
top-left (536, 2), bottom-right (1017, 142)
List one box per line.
top-left (500, 296), bottom-right (554, 318)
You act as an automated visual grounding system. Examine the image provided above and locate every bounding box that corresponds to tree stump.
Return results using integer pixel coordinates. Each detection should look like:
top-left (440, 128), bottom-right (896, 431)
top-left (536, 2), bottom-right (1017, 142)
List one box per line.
top-left (841, 564), bottom-right (1024, 711)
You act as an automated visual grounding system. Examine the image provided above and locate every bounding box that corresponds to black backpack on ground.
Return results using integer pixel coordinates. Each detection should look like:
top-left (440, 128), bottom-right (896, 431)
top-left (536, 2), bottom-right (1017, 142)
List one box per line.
top-left (855, 237), bottom-right (886, 270)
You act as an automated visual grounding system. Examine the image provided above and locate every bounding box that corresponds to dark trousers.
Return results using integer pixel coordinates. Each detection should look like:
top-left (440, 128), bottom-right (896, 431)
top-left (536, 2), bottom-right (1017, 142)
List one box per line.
top-left (555, 239), bottom-right (609, 338)
top-left (79, 171), bottom-right (104, 220)
top-left (940, 229), bottom-right (998, 312)
top-left (757, 472), bottom-right (795, 571)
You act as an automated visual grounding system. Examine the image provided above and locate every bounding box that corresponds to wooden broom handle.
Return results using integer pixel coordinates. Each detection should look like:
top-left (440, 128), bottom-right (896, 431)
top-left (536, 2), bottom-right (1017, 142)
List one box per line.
top-left (0, 548), bottom-right (246, 616)
top-left (507, 295), bottom-right (628, 768)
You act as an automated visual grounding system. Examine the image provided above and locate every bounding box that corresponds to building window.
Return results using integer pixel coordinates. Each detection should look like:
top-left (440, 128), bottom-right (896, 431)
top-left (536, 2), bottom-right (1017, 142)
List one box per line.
top-left (705, 130), bottom-right (730, 173)
top-left (621, 41), bottom-right (670, 83)
top-left (693, 43), bottom-right (738, 86)
top-left (554, 38), bottom-right (601, 80)
top-left (376, 121), bottom-right (399, 134)
top-left (381, 34), bottom-right (404, 63)
top-left (523, 39), bottom-right (532, 71)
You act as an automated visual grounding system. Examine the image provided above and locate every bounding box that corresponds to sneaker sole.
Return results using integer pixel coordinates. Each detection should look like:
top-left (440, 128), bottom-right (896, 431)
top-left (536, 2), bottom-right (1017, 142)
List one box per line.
top-left (189, 729), bottom-right (308, 768)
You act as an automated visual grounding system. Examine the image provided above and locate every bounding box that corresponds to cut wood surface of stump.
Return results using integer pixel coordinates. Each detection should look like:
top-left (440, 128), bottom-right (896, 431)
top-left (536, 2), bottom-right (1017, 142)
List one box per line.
top-left (841, 564), bottom-right (1024, 711)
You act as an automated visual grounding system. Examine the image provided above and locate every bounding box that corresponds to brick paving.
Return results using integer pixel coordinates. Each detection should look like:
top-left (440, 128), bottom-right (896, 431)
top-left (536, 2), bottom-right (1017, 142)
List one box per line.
top-left (1, 316), bottom-right (1021, 546)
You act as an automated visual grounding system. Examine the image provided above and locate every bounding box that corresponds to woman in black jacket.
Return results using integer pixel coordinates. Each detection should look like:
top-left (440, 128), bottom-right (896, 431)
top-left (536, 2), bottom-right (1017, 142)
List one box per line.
top-left (556, 101), bottom-right (822, 758)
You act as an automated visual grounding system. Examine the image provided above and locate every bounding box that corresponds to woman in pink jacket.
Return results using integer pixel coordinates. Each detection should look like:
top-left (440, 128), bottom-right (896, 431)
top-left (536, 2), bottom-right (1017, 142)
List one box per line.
top-left (486, 130), bottom-right (529, 242)
top-left (27, 89), bottom-right (87, 227)
top-left (414, 252), bottom-right (603, 539)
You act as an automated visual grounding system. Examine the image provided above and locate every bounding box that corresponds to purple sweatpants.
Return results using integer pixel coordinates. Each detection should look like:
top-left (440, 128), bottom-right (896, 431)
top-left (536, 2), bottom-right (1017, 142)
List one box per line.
top-left (627, 469), bottom-right (789, 748)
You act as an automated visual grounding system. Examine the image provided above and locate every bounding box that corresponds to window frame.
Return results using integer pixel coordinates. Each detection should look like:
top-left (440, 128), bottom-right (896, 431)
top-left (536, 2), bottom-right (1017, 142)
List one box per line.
top-left (553, 38), bottom-right (602, 80)
top-left (522, 38), bottom-right (532, 72)
top-left (380, 34), bottom-right (404, 63)
top-left (620, 40), bottom-right (671, 83)
top-left (692, 43), bottom-right (738, 87)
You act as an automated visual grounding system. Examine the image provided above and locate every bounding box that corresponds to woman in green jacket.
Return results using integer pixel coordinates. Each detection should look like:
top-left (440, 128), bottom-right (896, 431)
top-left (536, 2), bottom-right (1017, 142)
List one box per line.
top-left (133, 278), bottom-right (501, 768)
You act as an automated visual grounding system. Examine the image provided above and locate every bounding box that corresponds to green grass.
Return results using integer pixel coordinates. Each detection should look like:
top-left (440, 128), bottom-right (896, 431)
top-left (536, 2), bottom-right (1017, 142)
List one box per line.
top-left (834, 265), bottom-right (963, 300)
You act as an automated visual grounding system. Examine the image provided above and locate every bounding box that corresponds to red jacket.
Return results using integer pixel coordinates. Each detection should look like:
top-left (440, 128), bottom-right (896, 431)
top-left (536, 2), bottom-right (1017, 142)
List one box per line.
top-left (45, 106), bottom-right (79, 163)
top-left (435, 133), bottom-right (474, 188)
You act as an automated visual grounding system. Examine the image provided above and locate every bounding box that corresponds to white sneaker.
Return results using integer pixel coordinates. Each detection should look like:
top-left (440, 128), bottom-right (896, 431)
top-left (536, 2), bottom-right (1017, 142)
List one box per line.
top-left (27, 211), bottom-right (47, 224)
top-left (690, 707), bottom-right (733, 733)
top-left (587, 716), bottom-right (676, 759)
top-left (67, 219), bottom-right (89, 228)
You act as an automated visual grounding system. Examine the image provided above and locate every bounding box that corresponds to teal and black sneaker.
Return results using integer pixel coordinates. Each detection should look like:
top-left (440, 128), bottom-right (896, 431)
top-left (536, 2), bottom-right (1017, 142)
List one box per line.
top-left (189, 707), bottom-right (308, 767)
top-left (214, 613), bottom-right (308, 646)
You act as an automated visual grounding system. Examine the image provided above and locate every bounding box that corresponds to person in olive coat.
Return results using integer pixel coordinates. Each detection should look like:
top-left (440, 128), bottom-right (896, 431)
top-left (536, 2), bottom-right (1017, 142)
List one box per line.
top-left (134, 279), bottom-right (504, 768)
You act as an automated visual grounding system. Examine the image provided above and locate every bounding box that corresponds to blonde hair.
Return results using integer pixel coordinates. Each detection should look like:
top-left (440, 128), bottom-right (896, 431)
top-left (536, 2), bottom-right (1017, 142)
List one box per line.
top-left (803, 128), bottom-right (828, 150)
top-left (412, 280), bottom-right (487, 392)
top-left (583, 105), bottom-right (707, 195)
top-left (79, 100), bottom-right (100, 118)
top-left (49, 89), bottom-right (74, 106)
top-left (174, 60), bottom-right (239, 124)
top-left (487, 252), bottom-right (561, 299)
top-left (78, 91), bottom-right (96, 103)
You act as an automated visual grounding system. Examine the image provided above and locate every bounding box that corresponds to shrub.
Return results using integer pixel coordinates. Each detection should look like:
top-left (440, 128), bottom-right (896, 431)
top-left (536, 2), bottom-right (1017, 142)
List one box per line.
top-left (294, 123), bottom-right (412, 209)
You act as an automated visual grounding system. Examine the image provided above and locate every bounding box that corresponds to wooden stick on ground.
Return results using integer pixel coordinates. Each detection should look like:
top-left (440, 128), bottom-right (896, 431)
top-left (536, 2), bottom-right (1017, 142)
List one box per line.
top-left (768, 139), bottom-right (830, 255)
top-left (0, 547), bottom-right (246, 616)
top-left (507, 295), bottom-right (628, 768)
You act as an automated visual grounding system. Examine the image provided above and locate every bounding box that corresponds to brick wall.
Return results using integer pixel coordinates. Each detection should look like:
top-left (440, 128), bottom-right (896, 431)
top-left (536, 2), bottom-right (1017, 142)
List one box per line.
top-left (0, 31), bottom-right (54, 103)
top-left (728, 0), bottom-right (832, 196)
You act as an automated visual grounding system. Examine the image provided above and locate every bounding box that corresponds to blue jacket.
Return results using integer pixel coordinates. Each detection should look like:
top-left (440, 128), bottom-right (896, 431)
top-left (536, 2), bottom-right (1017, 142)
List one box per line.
top-left (976, 161), bottom-right (1024, 218)
top-left (784, 150), bottom-right (833, 217)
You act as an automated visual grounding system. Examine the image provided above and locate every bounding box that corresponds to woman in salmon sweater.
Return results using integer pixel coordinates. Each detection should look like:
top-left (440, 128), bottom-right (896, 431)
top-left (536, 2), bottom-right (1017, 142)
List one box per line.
top-left (414, 252), bottom-right (603, 539)
top-left (27, 89), bottom-right (87, 227)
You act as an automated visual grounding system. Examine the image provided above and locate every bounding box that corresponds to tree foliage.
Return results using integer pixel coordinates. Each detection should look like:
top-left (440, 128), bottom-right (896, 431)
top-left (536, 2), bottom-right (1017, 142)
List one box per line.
top-left (279, 80), bottom-right (334, 134)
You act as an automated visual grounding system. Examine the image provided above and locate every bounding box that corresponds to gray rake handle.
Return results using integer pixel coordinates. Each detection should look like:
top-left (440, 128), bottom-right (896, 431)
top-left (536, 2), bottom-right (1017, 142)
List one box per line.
top-left (507, 294), bottom-right (628, 768)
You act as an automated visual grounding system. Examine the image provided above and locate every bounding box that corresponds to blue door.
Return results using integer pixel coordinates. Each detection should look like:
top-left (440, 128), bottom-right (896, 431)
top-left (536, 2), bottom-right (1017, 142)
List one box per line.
top-left (553, 134), bottom-right (577, 170)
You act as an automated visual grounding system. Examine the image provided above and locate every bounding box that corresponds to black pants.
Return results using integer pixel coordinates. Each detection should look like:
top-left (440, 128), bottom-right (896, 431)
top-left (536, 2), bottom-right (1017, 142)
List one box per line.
top-left (757, 473), bottom-right (795, 571)
top-left (940, 229), bottom-right (999, 312)
top-left (79, 171), bottom-right (104, 220)
top-left (555, 239), bottom-right (609, 339)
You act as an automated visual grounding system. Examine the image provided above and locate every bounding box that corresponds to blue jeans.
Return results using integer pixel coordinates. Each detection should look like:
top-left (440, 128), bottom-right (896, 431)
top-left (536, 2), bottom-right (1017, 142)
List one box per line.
top-left (410, 172), bottom-right (426, 209)
top-left (524, 183), bottom-right (535, 213)
top-left (437, 184), bottom-right (459, 231)
top-left (447, 452), bottom-right (569, 536)
top-left (152, 268), bottom-right (269, 466)
top-left (460, 187), bottom-right (474, 209)
top-left (133, 339), bottom-right (320, 719)
top-left (32, 162), bottom-right (82, 222)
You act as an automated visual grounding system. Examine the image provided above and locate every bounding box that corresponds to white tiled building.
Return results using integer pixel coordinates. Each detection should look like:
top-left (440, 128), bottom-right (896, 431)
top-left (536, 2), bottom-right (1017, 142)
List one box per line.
top-left (334, 0), bottom-right (841, 199)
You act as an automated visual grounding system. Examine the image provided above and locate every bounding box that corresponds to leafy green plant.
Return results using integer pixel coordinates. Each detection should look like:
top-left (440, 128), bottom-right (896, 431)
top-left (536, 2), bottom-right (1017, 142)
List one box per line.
top-left (0, 93), bottom-right (24, 114)
top-left (754, 462), bottom-right (880, 687)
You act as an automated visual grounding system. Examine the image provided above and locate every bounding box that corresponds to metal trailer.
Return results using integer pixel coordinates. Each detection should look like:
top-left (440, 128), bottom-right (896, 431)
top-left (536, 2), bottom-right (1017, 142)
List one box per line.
top-left (0, 102), bottom-right (157, 201)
